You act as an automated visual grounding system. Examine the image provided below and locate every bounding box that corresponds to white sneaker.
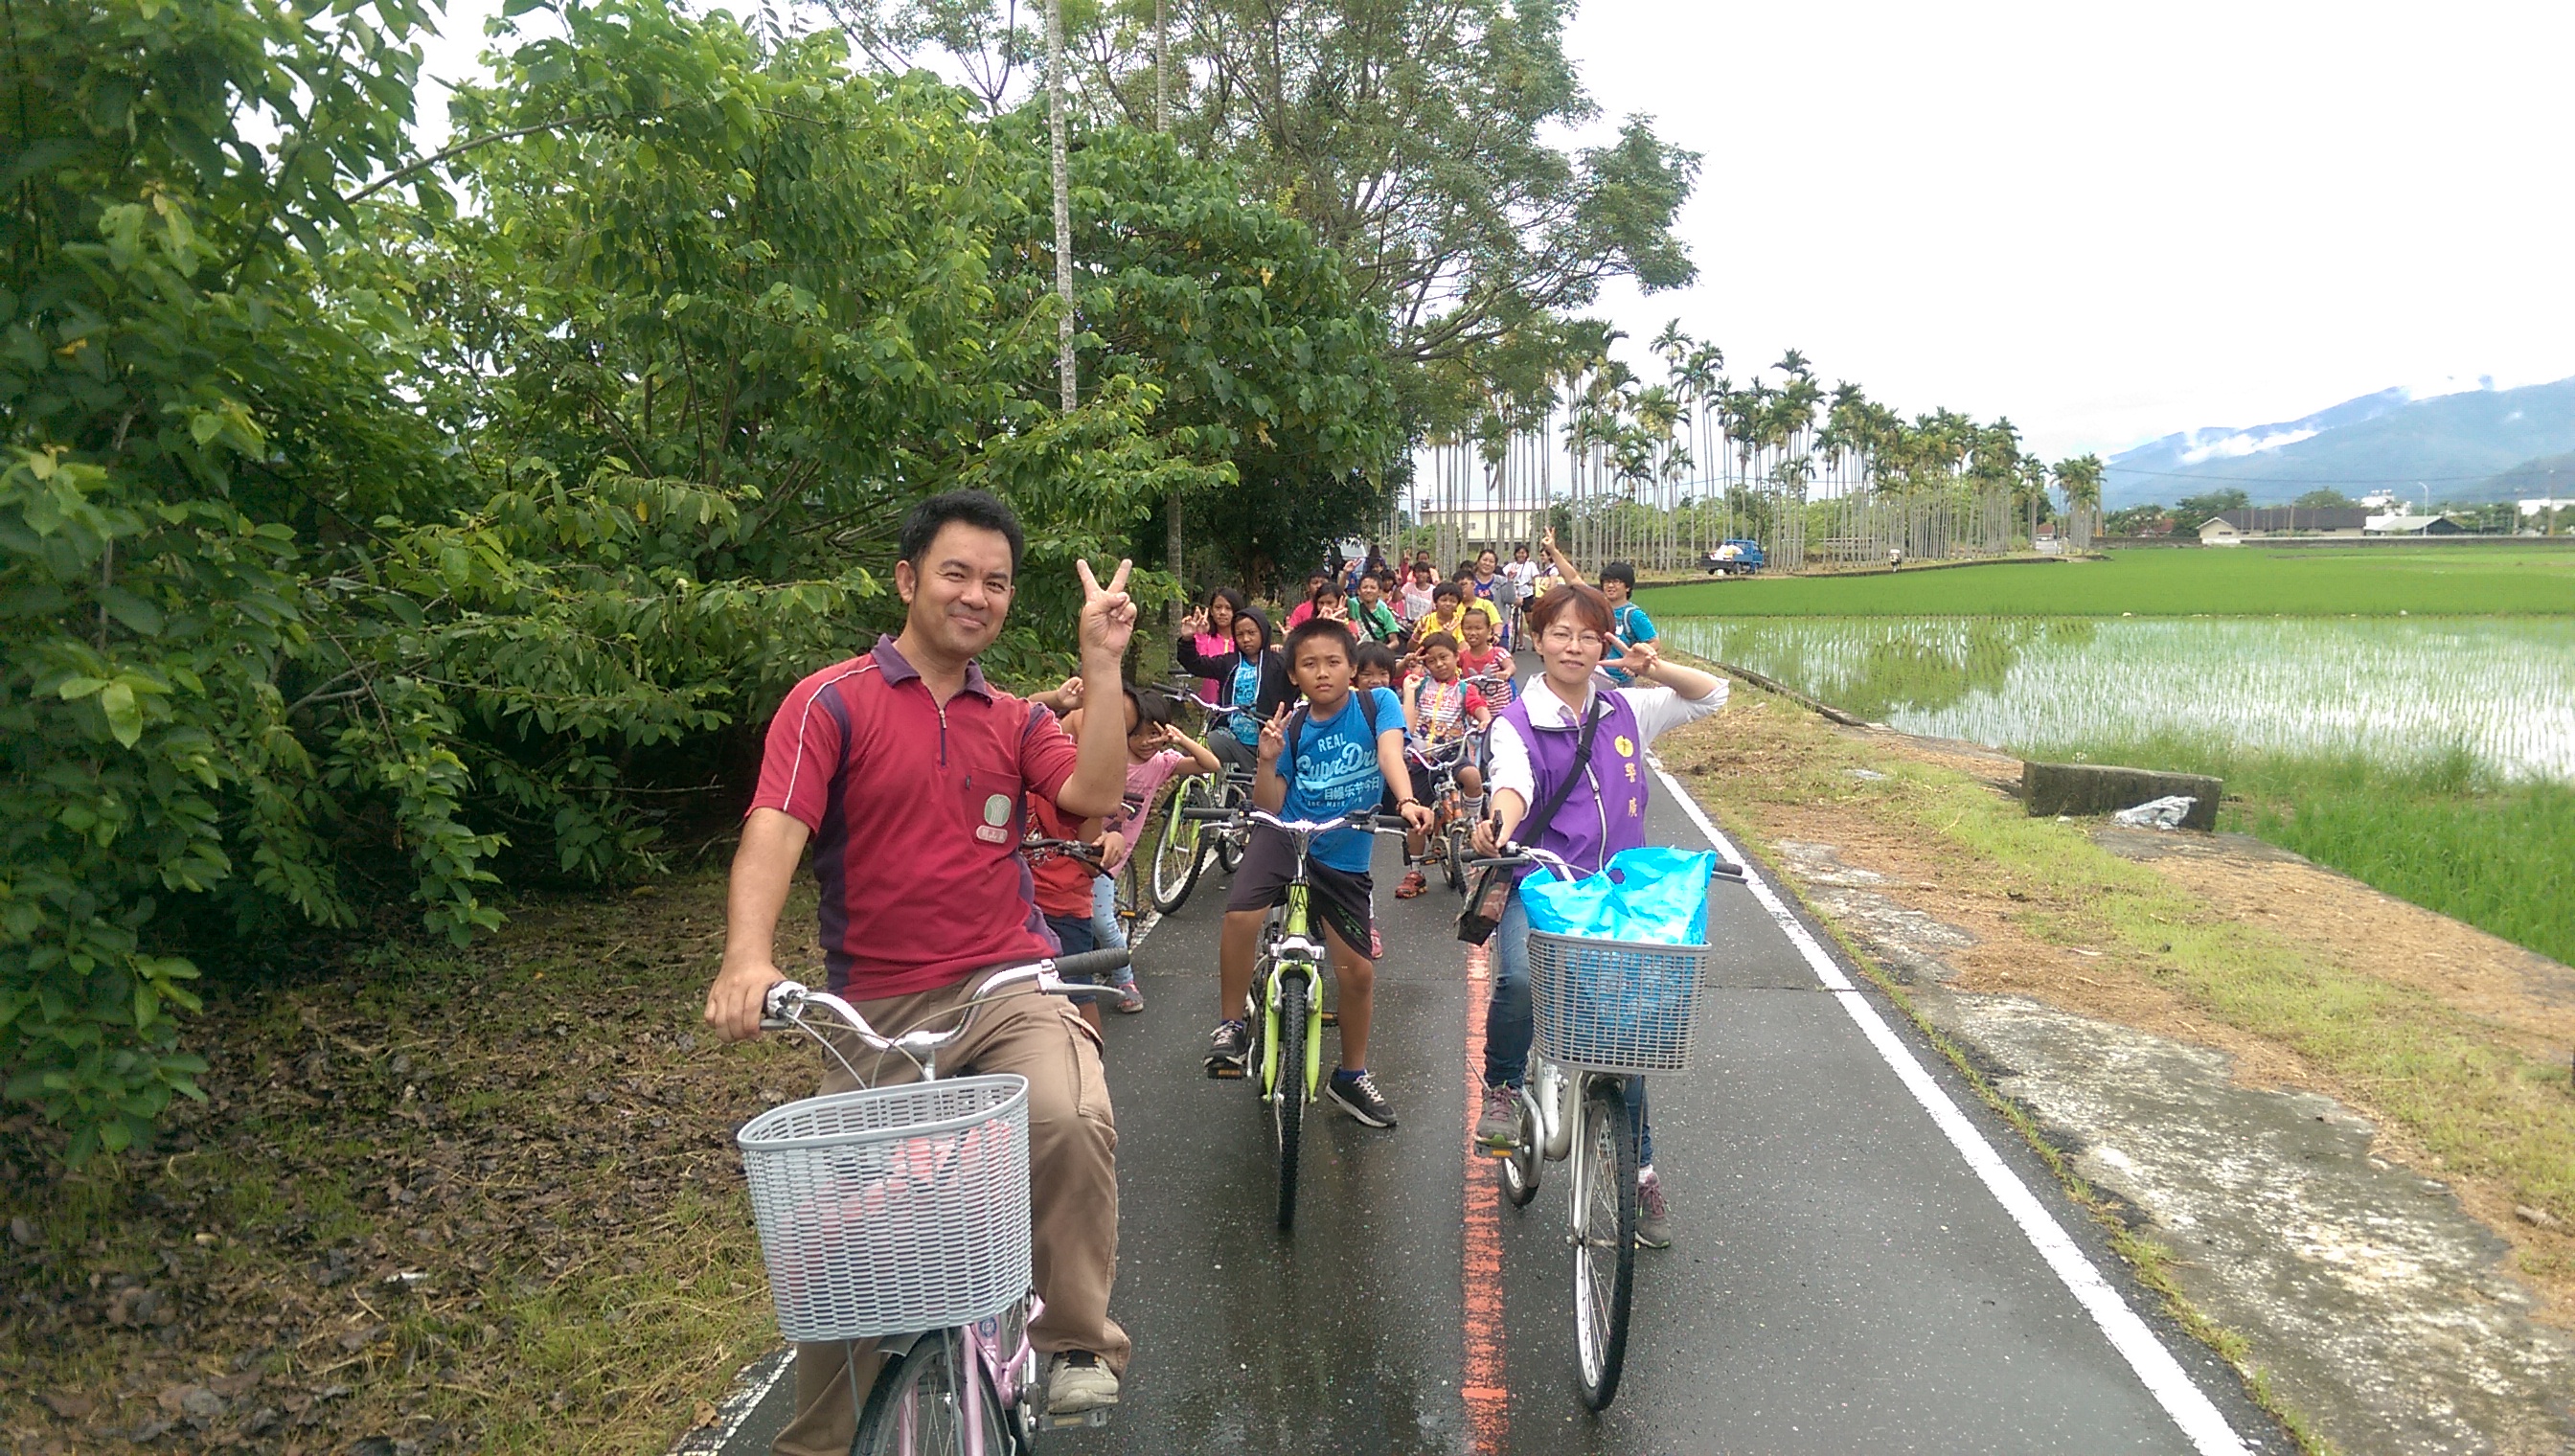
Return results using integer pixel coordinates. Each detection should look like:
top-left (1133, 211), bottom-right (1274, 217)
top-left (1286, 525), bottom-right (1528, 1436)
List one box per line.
top-left (1046, 1351), bottom-right (1119, 1413)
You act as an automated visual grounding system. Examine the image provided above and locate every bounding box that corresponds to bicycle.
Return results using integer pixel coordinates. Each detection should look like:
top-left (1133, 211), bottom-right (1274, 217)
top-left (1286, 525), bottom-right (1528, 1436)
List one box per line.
top-left (1403, 734), bottom-right (1478, 896)
top-left (1150, 689), bottom-right (1261, 902)
top-left (1467, 843), bottom-right (1745, 1410)
top-left (737, 948), bottom-right (1131, 1454)
top-left (1191, 806), bottom-right (1407, 1231)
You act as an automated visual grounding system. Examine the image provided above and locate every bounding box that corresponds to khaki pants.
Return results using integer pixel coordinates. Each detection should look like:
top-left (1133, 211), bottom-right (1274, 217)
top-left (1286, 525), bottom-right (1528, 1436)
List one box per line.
top-left (771, 982), bottom-right (1128, 1456)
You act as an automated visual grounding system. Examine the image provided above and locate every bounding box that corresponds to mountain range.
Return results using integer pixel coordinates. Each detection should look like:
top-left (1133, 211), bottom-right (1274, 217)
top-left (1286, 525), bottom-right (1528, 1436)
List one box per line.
top-left (2102, 375), bottom-right (2575, 509)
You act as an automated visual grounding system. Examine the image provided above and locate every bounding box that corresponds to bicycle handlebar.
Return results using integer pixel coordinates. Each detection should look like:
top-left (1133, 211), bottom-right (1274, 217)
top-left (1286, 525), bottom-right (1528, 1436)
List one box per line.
top-left (758, 949), bottom-right (1132, 1049)
top-left (1467, 842), bottom-right (1750, 883)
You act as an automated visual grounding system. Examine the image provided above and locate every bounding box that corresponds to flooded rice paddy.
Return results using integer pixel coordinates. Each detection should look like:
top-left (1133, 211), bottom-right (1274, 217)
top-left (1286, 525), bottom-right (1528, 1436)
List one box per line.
top-left (1658, 616), bottom-right (2575, 782)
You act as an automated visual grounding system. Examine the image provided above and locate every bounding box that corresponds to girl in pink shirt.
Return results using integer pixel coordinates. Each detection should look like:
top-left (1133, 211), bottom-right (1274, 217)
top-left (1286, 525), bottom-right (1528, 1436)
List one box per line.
top-left (1072, 685), bottom-right (1222, 1012)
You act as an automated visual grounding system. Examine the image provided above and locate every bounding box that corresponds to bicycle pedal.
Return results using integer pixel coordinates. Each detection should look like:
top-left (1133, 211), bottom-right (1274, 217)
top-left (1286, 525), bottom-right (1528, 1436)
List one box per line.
top-left (1474, 1141), bottom-right (1518, 1159)
top-left (1320, 1009), bottom-right (1338, 1026)
top-left (1207, 1062), bottom-right (1245, 1080)
top-left (1044, 1407), bottom-right (1113, 1430)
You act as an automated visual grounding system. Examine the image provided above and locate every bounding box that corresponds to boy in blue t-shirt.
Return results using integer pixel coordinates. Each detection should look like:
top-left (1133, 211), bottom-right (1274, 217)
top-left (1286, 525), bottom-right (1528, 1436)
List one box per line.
top-left (1206, 619), bottom-right (1435, 1127)
top-left (1598, 560), bottom-right (1658, 686)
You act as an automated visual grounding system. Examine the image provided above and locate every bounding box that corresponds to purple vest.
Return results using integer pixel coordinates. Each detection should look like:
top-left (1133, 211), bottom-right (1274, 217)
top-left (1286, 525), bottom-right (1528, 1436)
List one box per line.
top-left (1500, 689), bottom-right (1650, 878)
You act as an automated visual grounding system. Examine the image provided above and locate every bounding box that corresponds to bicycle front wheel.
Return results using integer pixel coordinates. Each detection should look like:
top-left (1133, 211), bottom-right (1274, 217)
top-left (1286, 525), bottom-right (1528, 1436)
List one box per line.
top-left (1271, 974), bottom-right (1309, 1232)
top-left (1149, 778), bottom-right (1209, 913)
top-left (1570, 1079), bottom-right (1639, 1411)
top-left (855, 1329), bottom-right (1009, 1456)
top-left (1500, 1088), bottom-right (1541, 1209)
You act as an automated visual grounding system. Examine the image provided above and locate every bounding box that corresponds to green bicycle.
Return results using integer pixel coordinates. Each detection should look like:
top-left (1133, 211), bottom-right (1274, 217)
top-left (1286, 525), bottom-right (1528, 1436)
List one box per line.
top-left (1197, 807), bottom-right (1404, 1230)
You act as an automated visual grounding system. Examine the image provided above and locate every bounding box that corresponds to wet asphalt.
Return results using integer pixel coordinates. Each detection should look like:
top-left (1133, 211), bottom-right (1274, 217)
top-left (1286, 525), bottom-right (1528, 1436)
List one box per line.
top-left (721, 702), bottom-right (2274, 1455)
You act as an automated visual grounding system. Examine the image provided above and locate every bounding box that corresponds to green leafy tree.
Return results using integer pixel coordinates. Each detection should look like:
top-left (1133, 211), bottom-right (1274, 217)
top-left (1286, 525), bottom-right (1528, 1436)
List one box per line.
top-left (2292, 489), bottom-right (2355, 510)
top-left (2, 0), bottom-right (458, 1161)
top-left (991, 123), bottom-right (1396, 593)
top-left (2176, 488), bottom-right (2253, 524)
top-left (1, 0), bottom-right (1231, 1163)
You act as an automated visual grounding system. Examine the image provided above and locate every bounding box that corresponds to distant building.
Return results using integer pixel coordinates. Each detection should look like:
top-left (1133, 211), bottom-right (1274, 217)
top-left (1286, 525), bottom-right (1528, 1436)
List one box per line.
top-left (2201, 508), bottom-right (2373, 537)
top-left (1410, 507), bottom-right (1548, 546)
top-left (2363, 513), bottom-right (2466, 535)
top-left (2518, 497), bottom-right (2575, 516)
top-left (2198, 517), bottom-right (2244, 546)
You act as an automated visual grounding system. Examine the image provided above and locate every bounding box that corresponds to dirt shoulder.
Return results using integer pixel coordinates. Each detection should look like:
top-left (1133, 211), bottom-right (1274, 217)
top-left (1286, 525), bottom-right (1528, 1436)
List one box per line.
top-left (0, 880), bottom-right (827, 1455)
top-left (1657, 680), bottom-right (2575, 1455)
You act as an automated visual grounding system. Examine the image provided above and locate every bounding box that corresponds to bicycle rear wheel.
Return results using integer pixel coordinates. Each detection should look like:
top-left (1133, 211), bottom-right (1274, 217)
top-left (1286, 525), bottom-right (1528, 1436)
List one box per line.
top-left (1216, 778), bottom-right (1250, 873)
top-left (1149, 779), bottom-right (1209, 913)
top-left (855, 1329), bottom-right (1008, 1455)
top-left (1271, 974), bottom-right (1309, 1232)
top-left (1570, 1080), bottom-right (1639, 1411)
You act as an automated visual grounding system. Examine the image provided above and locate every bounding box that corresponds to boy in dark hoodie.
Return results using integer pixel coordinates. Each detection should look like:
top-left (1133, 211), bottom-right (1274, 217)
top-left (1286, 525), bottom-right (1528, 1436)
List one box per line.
top-left (1174, 606), bottom-right (1293, 772)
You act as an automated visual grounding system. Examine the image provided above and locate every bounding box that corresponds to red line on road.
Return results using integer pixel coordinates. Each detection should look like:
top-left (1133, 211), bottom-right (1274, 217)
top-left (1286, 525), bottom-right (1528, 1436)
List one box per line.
top-left (1460, 943), bottom-right (1508, 1454)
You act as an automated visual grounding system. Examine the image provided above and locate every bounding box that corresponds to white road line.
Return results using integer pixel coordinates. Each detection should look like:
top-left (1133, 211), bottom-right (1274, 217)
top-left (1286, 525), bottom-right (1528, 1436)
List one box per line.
top-left (668, 1346), bottom-right (791, 1454)
top-left (1650, 755), bottom-right (2253, 1456)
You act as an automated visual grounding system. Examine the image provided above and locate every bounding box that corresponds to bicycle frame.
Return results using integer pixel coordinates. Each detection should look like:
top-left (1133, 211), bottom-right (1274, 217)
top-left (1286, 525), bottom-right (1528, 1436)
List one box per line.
top-left (1256, 862), bottom-right (1329, 1107)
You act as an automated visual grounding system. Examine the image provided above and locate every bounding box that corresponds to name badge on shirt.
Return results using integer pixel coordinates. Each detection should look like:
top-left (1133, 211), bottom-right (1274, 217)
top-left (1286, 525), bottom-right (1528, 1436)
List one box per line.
top-left (977, 793), bottom-right (1013, 843)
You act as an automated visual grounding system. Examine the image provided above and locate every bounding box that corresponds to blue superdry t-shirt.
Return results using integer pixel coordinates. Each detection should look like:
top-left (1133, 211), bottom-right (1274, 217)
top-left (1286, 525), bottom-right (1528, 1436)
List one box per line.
top-left (1227, 658), bottom-right (1264, 744)
top-left (1605, 602), bottom-right (1659, 686)
top-left (1280, 687), bottom-right (1404, 873)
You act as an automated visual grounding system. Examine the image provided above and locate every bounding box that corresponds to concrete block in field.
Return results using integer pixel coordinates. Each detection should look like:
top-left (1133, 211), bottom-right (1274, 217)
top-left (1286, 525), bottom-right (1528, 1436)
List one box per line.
top-left (2022, 762), bottom-right (2222, 830)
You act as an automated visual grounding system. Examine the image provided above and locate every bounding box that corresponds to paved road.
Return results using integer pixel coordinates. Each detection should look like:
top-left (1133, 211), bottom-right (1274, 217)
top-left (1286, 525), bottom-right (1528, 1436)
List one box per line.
top-left (718, 735), bottom-right (2277, 1454)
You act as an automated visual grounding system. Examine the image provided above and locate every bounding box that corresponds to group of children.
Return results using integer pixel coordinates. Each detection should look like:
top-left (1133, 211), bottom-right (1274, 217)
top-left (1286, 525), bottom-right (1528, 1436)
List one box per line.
top-left (1030, 532), bottom-right (1667, 1133)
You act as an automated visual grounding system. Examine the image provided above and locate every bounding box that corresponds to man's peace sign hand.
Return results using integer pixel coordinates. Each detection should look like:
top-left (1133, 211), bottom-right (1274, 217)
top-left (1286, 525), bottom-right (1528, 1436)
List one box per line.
top-left (1077, 557), bottom-right (1138, 662)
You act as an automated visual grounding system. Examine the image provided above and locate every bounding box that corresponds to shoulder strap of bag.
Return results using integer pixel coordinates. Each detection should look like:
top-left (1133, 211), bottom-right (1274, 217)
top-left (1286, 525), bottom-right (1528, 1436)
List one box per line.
top-left (1284, 690), bottom-right (1379, 768)
top-left (1516, 696), bottom-right (1607, 849)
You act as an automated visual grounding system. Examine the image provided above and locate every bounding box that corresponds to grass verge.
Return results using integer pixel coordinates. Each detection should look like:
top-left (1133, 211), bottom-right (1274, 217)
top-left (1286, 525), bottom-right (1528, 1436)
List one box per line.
top-left (2043, 737), bottom-right (2575, 967)
top-left (1, 876), bottom-right (809, 1454)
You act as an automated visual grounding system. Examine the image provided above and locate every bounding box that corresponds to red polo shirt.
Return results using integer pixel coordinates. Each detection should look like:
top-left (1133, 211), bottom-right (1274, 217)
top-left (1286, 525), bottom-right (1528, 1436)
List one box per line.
top-left (749, 636), bottom-right (1082, 999)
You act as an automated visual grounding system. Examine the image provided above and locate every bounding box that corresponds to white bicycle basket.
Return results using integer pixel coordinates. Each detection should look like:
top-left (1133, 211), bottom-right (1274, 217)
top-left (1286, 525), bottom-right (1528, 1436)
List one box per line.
top-left (738, 1074), bottom-right (1031, 1342)
top-left (1525, 931), bottom-right (1711, 1075)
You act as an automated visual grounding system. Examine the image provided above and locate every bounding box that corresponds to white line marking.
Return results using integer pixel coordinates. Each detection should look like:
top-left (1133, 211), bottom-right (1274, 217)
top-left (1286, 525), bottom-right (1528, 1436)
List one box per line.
top-left (1650, 755), bottom-right (2251, 1456)
top-left (670, 1346), bottom-right (792, 1453)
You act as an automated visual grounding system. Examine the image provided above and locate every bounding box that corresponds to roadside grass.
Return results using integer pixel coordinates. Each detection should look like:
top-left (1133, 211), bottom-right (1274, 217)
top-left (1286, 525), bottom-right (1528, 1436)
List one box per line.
top-left (1640, 545), bottom-right (2575, 617)
top-left (0, 876), bottom-right (806, 1454)
top-left (1675, 688), bottom-right (2575, 1246)
top-left (2038, 737), bottom-right (2575, 968)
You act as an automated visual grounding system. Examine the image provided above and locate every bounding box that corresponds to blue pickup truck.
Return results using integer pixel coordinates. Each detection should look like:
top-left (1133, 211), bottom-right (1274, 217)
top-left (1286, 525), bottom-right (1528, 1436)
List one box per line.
top-left (1699, 539), bottom-right (1766, 576)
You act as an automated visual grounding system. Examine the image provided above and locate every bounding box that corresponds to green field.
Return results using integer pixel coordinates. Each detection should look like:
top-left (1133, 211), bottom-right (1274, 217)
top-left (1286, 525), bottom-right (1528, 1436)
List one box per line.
top-left (1641, 546), bottom-right (2575, 618)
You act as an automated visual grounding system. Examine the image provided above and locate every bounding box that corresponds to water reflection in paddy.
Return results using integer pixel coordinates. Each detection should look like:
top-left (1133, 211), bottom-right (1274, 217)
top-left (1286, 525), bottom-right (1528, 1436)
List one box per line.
top-left (1656, 616), bottom-right (2575, 782)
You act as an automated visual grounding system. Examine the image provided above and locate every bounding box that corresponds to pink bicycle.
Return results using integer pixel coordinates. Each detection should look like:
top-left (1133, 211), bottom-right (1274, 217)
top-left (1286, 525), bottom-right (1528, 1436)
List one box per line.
top-left (738, 950), bottom-right (1128, 1454)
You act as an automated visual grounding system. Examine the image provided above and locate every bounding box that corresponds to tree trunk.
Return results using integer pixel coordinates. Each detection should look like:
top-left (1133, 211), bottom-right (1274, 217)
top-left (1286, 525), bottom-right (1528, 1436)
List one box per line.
top-left (1046, 0), bottom-right (1077, 414)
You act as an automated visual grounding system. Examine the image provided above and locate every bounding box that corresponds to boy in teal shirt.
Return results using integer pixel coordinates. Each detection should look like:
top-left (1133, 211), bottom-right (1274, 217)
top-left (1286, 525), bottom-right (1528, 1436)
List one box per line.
top-left (1205, 619), bottom-right (1434, 1126)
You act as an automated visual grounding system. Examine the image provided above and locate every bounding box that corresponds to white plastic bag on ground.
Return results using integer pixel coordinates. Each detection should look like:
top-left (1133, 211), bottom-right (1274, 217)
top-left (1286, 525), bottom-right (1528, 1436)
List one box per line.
top-left (2111, 795), bottom-right (2197, 830)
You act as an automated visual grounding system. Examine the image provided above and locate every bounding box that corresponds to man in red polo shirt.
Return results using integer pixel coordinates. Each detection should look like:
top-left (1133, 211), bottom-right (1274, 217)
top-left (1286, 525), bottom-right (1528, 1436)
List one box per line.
top-left (704, 489), bottom-right (1140, 1449)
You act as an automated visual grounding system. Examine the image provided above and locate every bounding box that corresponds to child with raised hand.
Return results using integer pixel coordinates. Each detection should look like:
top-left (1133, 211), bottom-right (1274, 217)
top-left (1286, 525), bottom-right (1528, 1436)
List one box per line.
top-left (1454, 607), bottom-right (1516, 711)
top-left (1350, 572), bottom-right (1405, 647)
top-left (1394, 630), bottom-right (1491, 899)
top-left (1174, 605), bottom-right (1289, 774)
top-left (1205, 620), bottom-right (1433, 1127)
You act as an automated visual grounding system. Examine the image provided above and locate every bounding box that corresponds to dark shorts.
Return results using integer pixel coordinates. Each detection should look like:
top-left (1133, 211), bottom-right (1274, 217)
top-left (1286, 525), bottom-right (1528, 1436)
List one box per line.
top-left (1044, 913), bottom-right (1104, 1003)
top-left (1224, 824), bottom-right (1375, 959)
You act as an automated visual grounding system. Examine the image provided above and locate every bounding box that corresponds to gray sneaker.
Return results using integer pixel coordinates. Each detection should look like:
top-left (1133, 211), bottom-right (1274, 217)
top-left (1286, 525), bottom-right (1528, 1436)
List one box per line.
top-left (1326, 1067), bottom-right (1397, 1128)
top-left (1473, 1083), bottom-right (1520, 1154)
top-left (1046, 1351), bottom-right (1119, 1413)
top-left (1634, 1165), bottom-right (1672, 1249)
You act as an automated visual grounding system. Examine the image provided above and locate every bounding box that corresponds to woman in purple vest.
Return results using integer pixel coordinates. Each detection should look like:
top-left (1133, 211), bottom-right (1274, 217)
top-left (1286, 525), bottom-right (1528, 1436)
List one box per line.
top-left (1469, 582), bottom-right (1727, 1248)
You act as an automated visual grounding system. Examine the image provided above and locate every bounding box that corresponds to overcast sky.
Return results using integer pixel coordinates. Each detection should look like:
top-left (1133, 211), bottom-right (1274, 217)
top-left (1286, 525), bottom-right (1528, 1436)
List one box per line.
top-left (1561, 0), bottom-right (2575, 459)
top-left (411, 0), bottom-right (2575, 462)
